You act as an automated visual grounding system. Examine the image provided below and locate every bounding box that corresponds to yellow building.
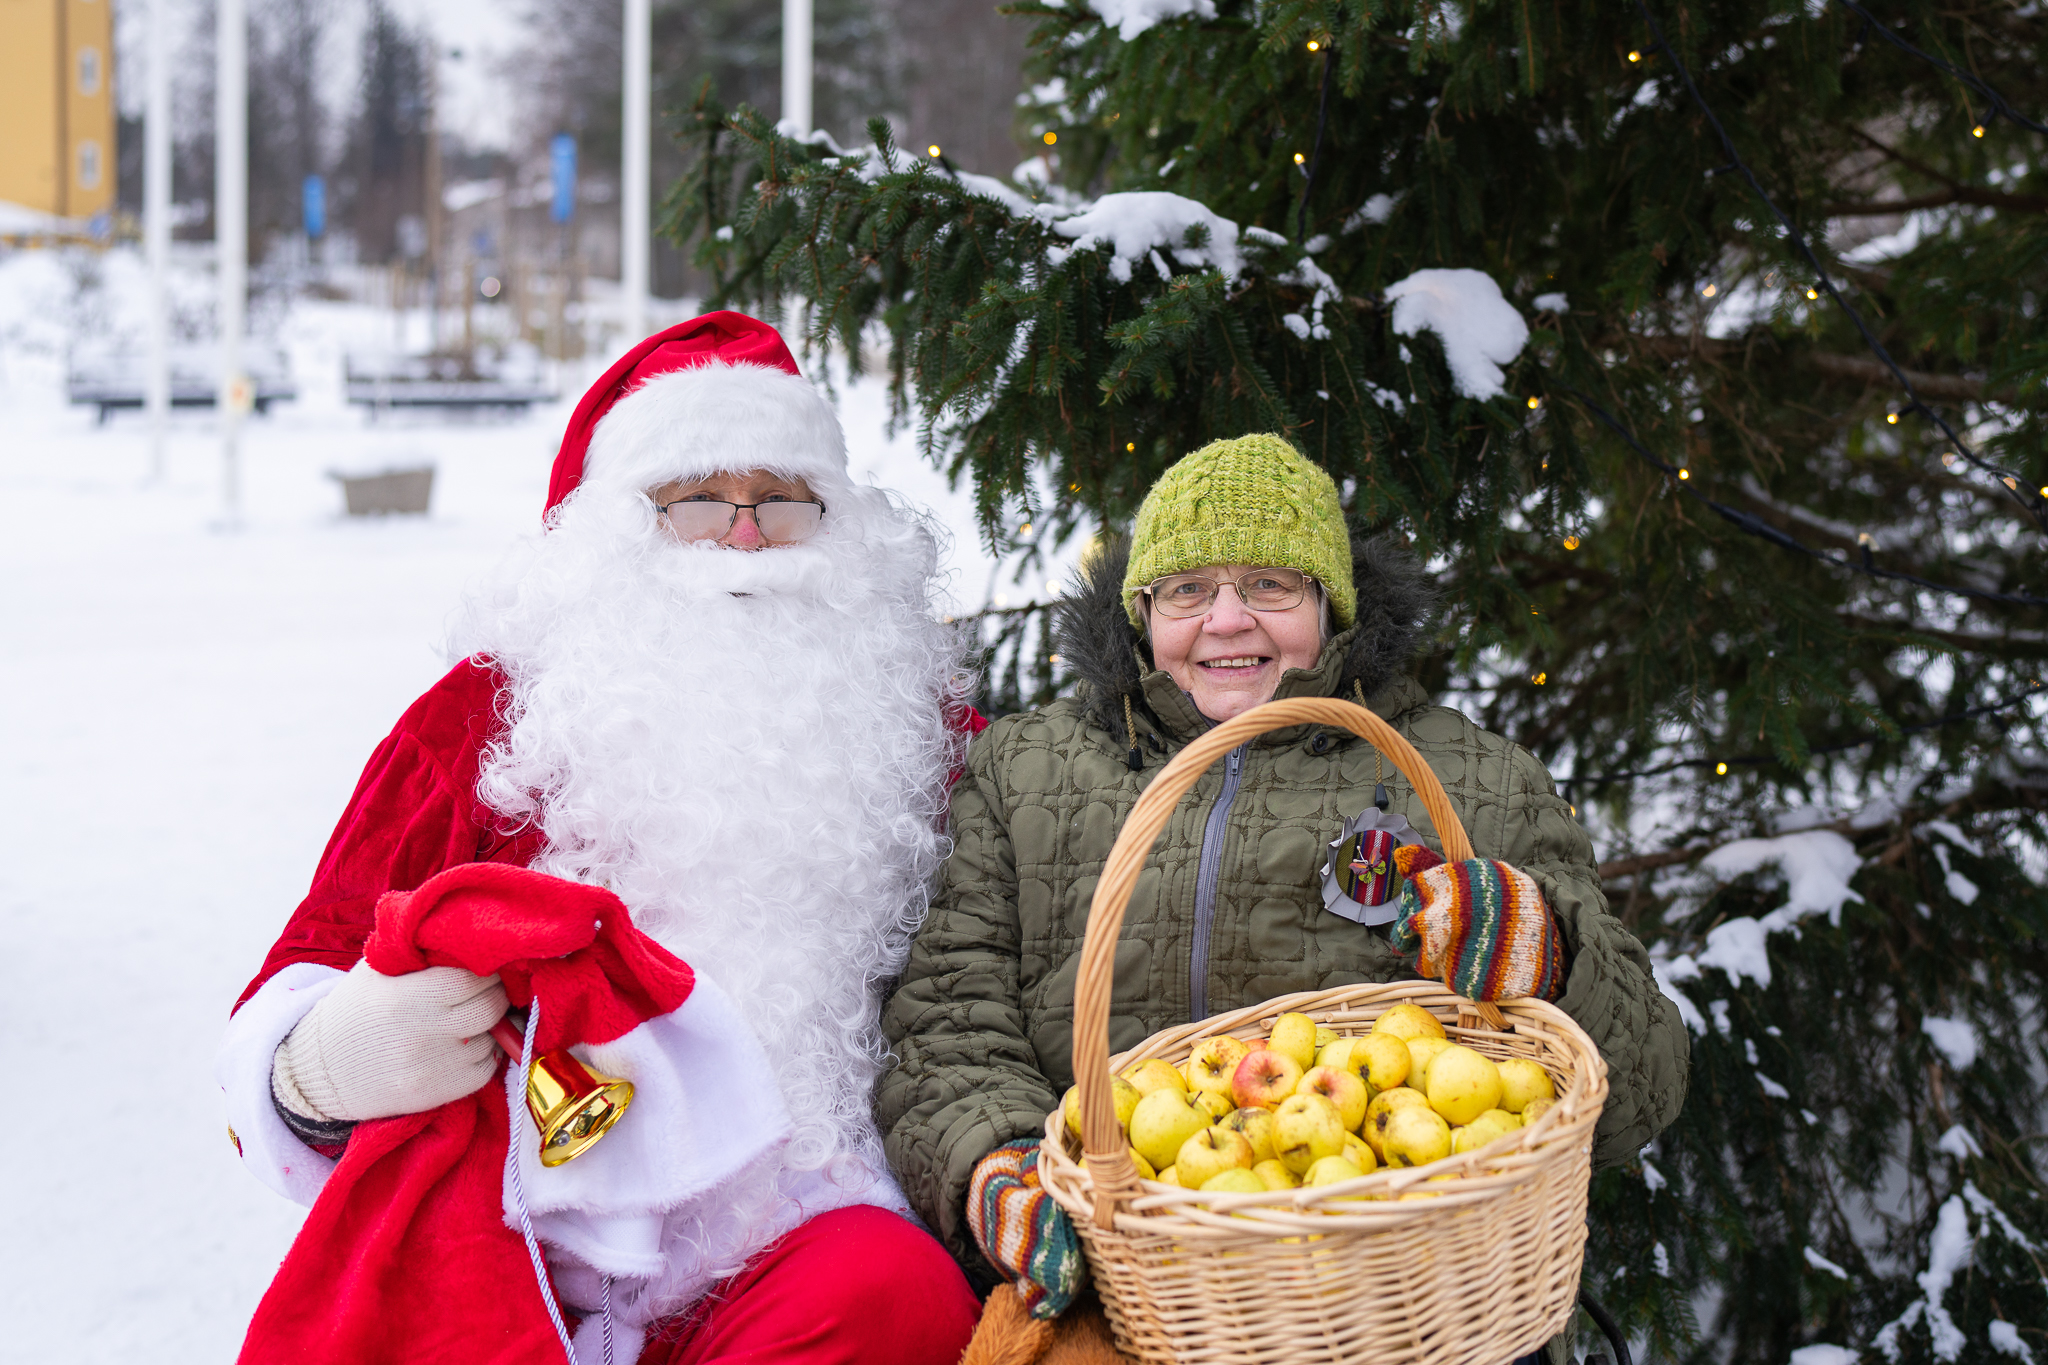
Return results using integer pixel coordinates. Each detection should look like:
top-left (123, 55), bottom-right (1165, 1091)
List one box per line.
top-left (0, 0), bottom-right (116, 221)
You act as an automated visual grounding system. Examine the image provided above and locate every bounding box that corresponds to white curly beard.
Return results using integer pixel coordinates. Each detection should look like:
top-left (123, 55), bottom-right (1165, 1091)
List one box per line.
top-left (447, 474), bottom-right (969, 1315)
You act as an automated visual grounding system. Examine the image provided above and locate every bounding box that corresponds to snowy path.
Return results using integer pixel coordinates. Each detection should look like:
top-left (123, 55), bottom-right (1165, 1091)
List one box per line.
top-left (0, 313), bottom-right (1039, 1360)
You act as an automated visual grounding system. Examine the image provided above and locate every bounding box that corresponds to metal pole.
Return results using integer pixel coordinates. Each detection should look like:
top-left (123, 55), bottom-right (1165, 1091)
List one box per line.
top-left (782, 0), bottom-right (812, 135)
top-left (144, 0), bottom-right (172, 481)
top-left (426, 53), bottom-right (443, 355)
top-left (216, 0), bottom-right (247, 528)
top-left (622, 0), bottom-right (651, 345)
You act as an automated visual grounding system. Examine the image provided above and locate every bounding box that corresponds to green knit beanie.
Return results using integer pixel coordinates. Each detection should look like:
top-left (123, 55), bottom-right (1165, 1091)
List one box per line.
top-left (1122, 434), bottom-right (1355, 629)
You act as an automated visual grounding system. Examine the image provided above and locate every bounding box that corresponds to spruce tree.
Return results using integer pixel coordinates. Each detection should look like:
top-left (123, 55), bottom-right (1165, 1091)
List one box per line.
top-left (662, 1), bottom-right (2048, 1360)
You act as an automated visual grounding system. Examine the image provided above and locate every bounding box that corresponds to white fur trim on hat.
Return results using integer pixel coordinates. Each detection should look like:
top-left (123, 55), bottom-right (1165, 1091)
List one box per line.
top-left (578, 361), bottom-right (846, 498)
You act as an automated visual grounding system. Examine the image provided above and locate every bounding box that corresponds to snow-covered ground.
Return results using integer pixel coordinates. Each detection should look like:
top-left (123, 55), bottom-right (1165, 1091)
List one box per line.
top-left (0, 249), bottom-right (1066, 1362)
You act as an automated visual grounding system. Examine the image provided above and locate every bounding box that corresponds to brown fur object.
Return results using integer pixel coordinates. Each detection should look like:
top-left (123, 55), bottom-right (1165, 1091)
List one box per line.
top-left (958, 1284), bottom-right (1134, 1365)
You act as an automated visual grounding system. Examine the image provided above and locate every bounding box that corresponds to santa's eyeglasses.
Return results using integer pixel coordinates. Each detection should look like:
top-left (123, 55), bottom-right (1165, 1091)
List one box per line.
top-left (653, 497), bottom-right (827, 543)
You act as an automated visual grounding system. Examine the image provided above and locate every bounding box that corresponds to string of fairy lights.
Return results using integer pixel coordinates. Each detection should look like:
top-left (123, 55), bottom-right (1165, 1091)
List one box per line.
top-left (1631, 0), bottom-right (2047, 535)
top-left (1833, 0), bottom-right (2048, 138)
top-left (1560, 385), bottom-right (2048, 610)
top-left (1556, 679), bottom-right (2046, 796)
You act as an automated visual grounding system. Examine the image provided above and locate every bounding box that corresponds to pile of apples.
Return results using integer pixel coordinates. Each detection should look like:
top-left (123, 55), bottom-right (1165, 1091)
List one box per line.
top-left (1064, 1004), bottom-right (1557, 1197)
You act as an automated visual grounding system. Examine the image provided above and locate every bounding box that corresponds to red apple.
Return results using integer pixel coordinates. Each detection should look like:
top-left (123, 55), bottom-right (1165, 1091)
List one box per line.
top-left (1230, 1048), bottom-right (1305, 1110)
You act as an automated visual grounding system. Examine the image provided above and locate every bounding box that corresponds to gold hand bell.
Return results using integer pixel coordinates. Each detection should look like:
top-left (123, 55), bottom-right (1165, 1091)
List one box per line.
top-left (488, 1011), bottom-right (635, 1167)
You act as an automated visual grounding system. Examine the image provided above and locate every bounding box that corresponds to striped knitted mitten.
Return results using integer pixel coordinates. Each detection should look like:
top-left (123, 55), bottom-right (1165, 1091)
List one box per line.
top-left (966, 1139), bottom-right (1085, 1321)
top-left (1388, 847), bottom-right (1565, 1002)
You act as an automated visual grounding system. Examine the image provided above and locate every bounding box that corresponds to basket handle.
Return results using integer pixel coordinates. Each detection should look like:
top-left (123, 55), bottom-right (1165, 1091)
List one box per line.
top-left (1071, 696), bottom-right (1483, 1227)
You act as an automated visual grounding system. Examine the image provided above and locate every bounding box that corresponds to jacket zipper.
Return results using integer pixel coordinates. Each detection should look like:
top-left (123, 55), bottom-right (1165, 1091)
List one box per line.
top-left (1188, 744), bottom-right (1246, 1022)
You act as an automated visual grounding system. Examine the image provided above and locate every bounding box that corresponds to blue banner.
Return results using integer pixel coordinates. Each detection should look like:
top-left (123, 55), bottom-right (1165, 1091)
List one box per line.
top-left (303, 175), bottom-right (326, 238)
top-left (551, 135), bottom-right (577, 224)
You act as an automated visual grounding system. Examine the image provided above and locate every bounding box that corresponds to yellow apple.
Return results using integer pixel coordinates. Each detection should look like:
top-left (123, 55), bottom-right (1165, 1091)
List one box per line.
top-left (1129, 1146), bottom-right (1158, 1179)
top-left (1381, 1106), bottom-right (1453, 1167)
top-left (1521, 1096), bottom-right (1557, 1125)
top-left (1298, 1064), bottom-right (1371, 1131)
top-left (1314, 1025), bottom-right (1340, 1051)
top-left (1496, 1058), bottom-right (1555, 1114)
top-left (1304, 1155), bottom-right (1366, 1187)
top-left (1199, 1167), bottom-right (1268, 1194)
top-left (1195, 1088), bottom-right (1235, 1121)
top-left (1175, 1126), bottom-right (1255, 1189)
top-left (1252, 1158), bottom-right (1300, 1190)
top-left (1064, 1077), bottom-right (1142, 1138)
top-left (1342, 1131), bottom-right (1378, 1172)
top-left (1221, 1106), bottom-right (1279, 1163)
top-left (1354, 1033), bottom-right (1412, 1092)
top-left (1274, 1092), bottom-right (1348, 1174)
top-left (1363, 1087), bottom-right (1431, 1160)
top-left (1120, 1057), bottom-right (1190, 1099)
top-left (1230, 1048), bottom-right (1305, 1109)
top-left (1451, 1108), bottom-right (1521, 1154)
top-left (1426, 1045), bottom-right (1505, 1127)
top-left (1371, 1002), bottom-right (1447, 1042)
top-left (1406, 1036), bottom-right (1452, 1091)
top-left (1157, 1164), bottom-right (1180, 1186)
top-left (1267, 1012), bottom-right (1320, 1071)
top-left (1185, 1036), bottom-right (1252, 1099)
top-left (1129, 1088), bottom-right (1213, 1172)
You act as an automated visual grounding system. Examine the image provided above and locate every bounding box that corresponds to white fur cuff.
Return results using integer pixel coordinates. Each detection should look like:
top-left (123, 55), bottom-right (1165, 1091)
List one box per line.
top-left (217, 962), bottom-right (347, 1206)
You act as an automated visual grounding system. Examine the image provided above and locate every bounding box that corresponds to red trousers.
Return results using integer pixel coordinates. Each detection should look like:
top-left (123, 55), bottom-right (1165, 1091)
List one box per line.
top-left (636, 1205), bottom-right (980, 1365)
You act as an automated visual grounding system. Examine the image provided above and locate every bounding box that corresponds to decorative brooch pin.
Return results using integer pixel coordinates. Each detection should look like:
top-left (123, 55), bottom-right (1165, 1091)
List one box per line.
top-left (1320, 800), bottom-right (1420, 926)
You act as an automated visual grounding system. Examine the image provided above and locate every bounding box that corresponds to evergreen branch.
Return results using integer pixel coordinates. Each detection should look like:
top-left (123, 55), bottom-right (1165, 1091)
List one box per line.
top-left (1833, 0), bottom-right (2048, 137)
top-left (1559, 386), bottom-right (2048, 610)
top-left (1618, 331), bottom-right (2030, 406)
top-left (1634, 0), bottom-right (2048, 534)
top-left (1559, 678), bottom-right (2047, 795)
top-left (1819, 187), bottom-right (2048, 217)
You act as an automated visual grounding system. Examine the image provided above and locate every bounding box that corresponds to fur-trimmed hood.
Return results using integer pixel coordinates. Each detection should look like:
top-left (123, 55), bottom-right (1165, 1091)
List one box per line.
top-left (1054, 530), bottom-right (1438, 739)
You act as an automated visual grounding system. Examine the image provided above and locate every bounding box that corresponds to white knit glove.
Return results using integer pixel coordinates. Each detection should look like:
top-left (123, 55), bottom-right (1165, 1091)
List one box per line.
top-left (271, 962), bottom-right (510, 1124)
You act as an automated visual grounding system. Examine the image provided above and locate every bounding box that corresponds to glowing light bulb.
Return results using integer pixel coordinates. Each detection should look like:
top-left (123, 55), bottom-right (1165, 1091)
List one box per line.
top-left (2004, 476), bottom-right (2020, 491)
top-left (1307, 39), bottom-right (1320, 50)
top-left (1043, 131), bottom-right (1058, 146)
top-left (1126, 442), bottom-right (1135, 452)
top-left (1678, 468), bottom-right (1691, 480)
top-left (1715, 761), bottom-right (1728, 775)
top-left (1562, 535), bottom-right (1580, 550)
top-left (1886, 412), bottom-right (1899, 424)
top-left (1701, 283), bottom-right (1717, 298)
top-left (928, 145), bottom-right (942, 157)
top-left (1294, 152), bottom-right (1306, 165)
top-left (1018, 522), bottom-right (1034, 535)
top-left (1628, 49), bottom-right (1642, 62)
top-left (1527, 395), bottom-right (1542, 409)
top-left (1532, 672), bottom-right (1547, 685)
top-left (1806, 286), bottom-right (1819, 300)
top-left (1971, 124), bottom-right (1986, 138)
top-left (2039, 486), bottom-right (2048, 499)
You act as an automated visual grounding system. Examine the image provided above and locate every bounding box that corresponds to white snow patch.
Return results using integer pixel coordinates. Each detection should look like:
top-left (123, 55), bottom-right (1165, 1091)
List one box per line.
top-left (1936, 1125), bottom-right (1984, 1159)
top-left (1088, 0), bottom-right (1216, 40)
top-left (1801, 1248), bottom-right (1850, 1281)
top-left (1699, 918), bottom-right (1775, 989)
top-left (1963, 1180), bottom-right (2039, 1252)
top-left (1346, 192), bottom-right (1402, 230)
top-left (713, 225), bottom-right (735, 242)
top-left (1383, 268), bottom-right (1529, 400)
top-left (1708, 998), bottom-right (1734, 1037)
top-left (1652, 1241), bottom-right (1672, 1278)
top-left (1641, 1159), bottom-right (1667, 1193)
top-left (1930, 844), bottom-right (1980, 905)
top-left (1277, 255), bottom-right (1340, 341)
top-left (1700, 830), bottom-right (1865, 928)
top-left (1756, 1071), bottom-right (1791, 1099)
top-left (1922, 1016), bottom-right (1980, 1072)
top-left (1921, 820), bottom-right (1981, 856)
top-left (1989, 1322), bottom-right (2034, 1363)
top-left (1792, 1347), bottom-right (1857, 1365)
top-left (1532, 292), bottom-right (1569, 313)
top-left (1918, 1197), bottom-right (1974, 1362)
top-left (1801, 1109), bottom-right (1820, 1126)
top-left (1048, 191), bottom-right (1244, 280)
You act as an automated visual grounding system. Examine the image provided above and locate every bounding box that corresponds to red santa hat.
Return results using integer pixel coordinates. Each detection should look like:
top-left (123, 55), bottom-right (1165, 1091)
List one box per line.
top-left (544, 311), bottom-right (845, 519)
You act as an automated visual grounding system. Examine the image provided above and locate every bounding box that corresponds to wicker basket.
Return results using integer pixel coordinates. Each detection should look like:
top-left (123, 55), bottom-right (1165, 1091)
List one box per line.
top-left (1037, 696), bottom-right (1608, 1365)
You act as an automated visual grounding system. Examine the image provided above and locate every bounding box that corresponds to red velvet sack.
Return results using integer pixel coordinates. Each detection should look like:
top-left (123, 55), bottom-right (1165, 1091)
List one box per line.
top-left (237, 863), bottom-right (695, 1365)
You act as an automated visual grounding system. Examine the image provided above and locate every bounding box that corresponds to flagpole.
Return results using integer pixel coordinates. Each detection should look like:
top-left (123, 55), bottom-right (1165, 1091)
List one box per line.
top-left (622, 0), bottom-right (650, 346)
top-left (144, 0), bottom-right (173, 482)
top-left (215, 0), bottom-right (248, 528)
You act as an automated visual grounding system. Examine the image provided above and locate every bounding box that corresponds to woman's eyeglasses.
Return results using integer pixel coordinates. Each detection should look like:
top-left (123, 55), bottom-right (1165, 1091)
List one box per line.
top-left (1140, 567), bottom-right (1316, 618)
top-left (654, 498), bottom-right (826, 544)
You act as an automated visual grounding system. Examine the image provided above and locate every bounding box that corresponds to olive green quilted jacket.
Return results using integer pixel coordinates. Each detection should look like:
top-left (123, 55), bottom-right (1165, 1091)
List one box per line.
top-left (879, 535), bottom-right (1689, 1280)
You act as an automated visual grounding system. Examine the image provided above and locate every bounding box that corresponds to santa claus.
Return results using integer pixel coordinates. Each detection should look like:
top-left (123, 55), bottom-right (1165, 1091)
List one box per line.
top-left (217, 313), bottom-right (985, 1364)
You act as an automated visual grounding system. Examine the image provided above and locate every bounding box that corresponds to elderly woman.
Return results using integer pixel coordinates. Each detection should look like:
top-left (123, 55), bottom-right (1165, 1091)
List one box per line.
top-left (878, 434), bottom-right (1688, 1354)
